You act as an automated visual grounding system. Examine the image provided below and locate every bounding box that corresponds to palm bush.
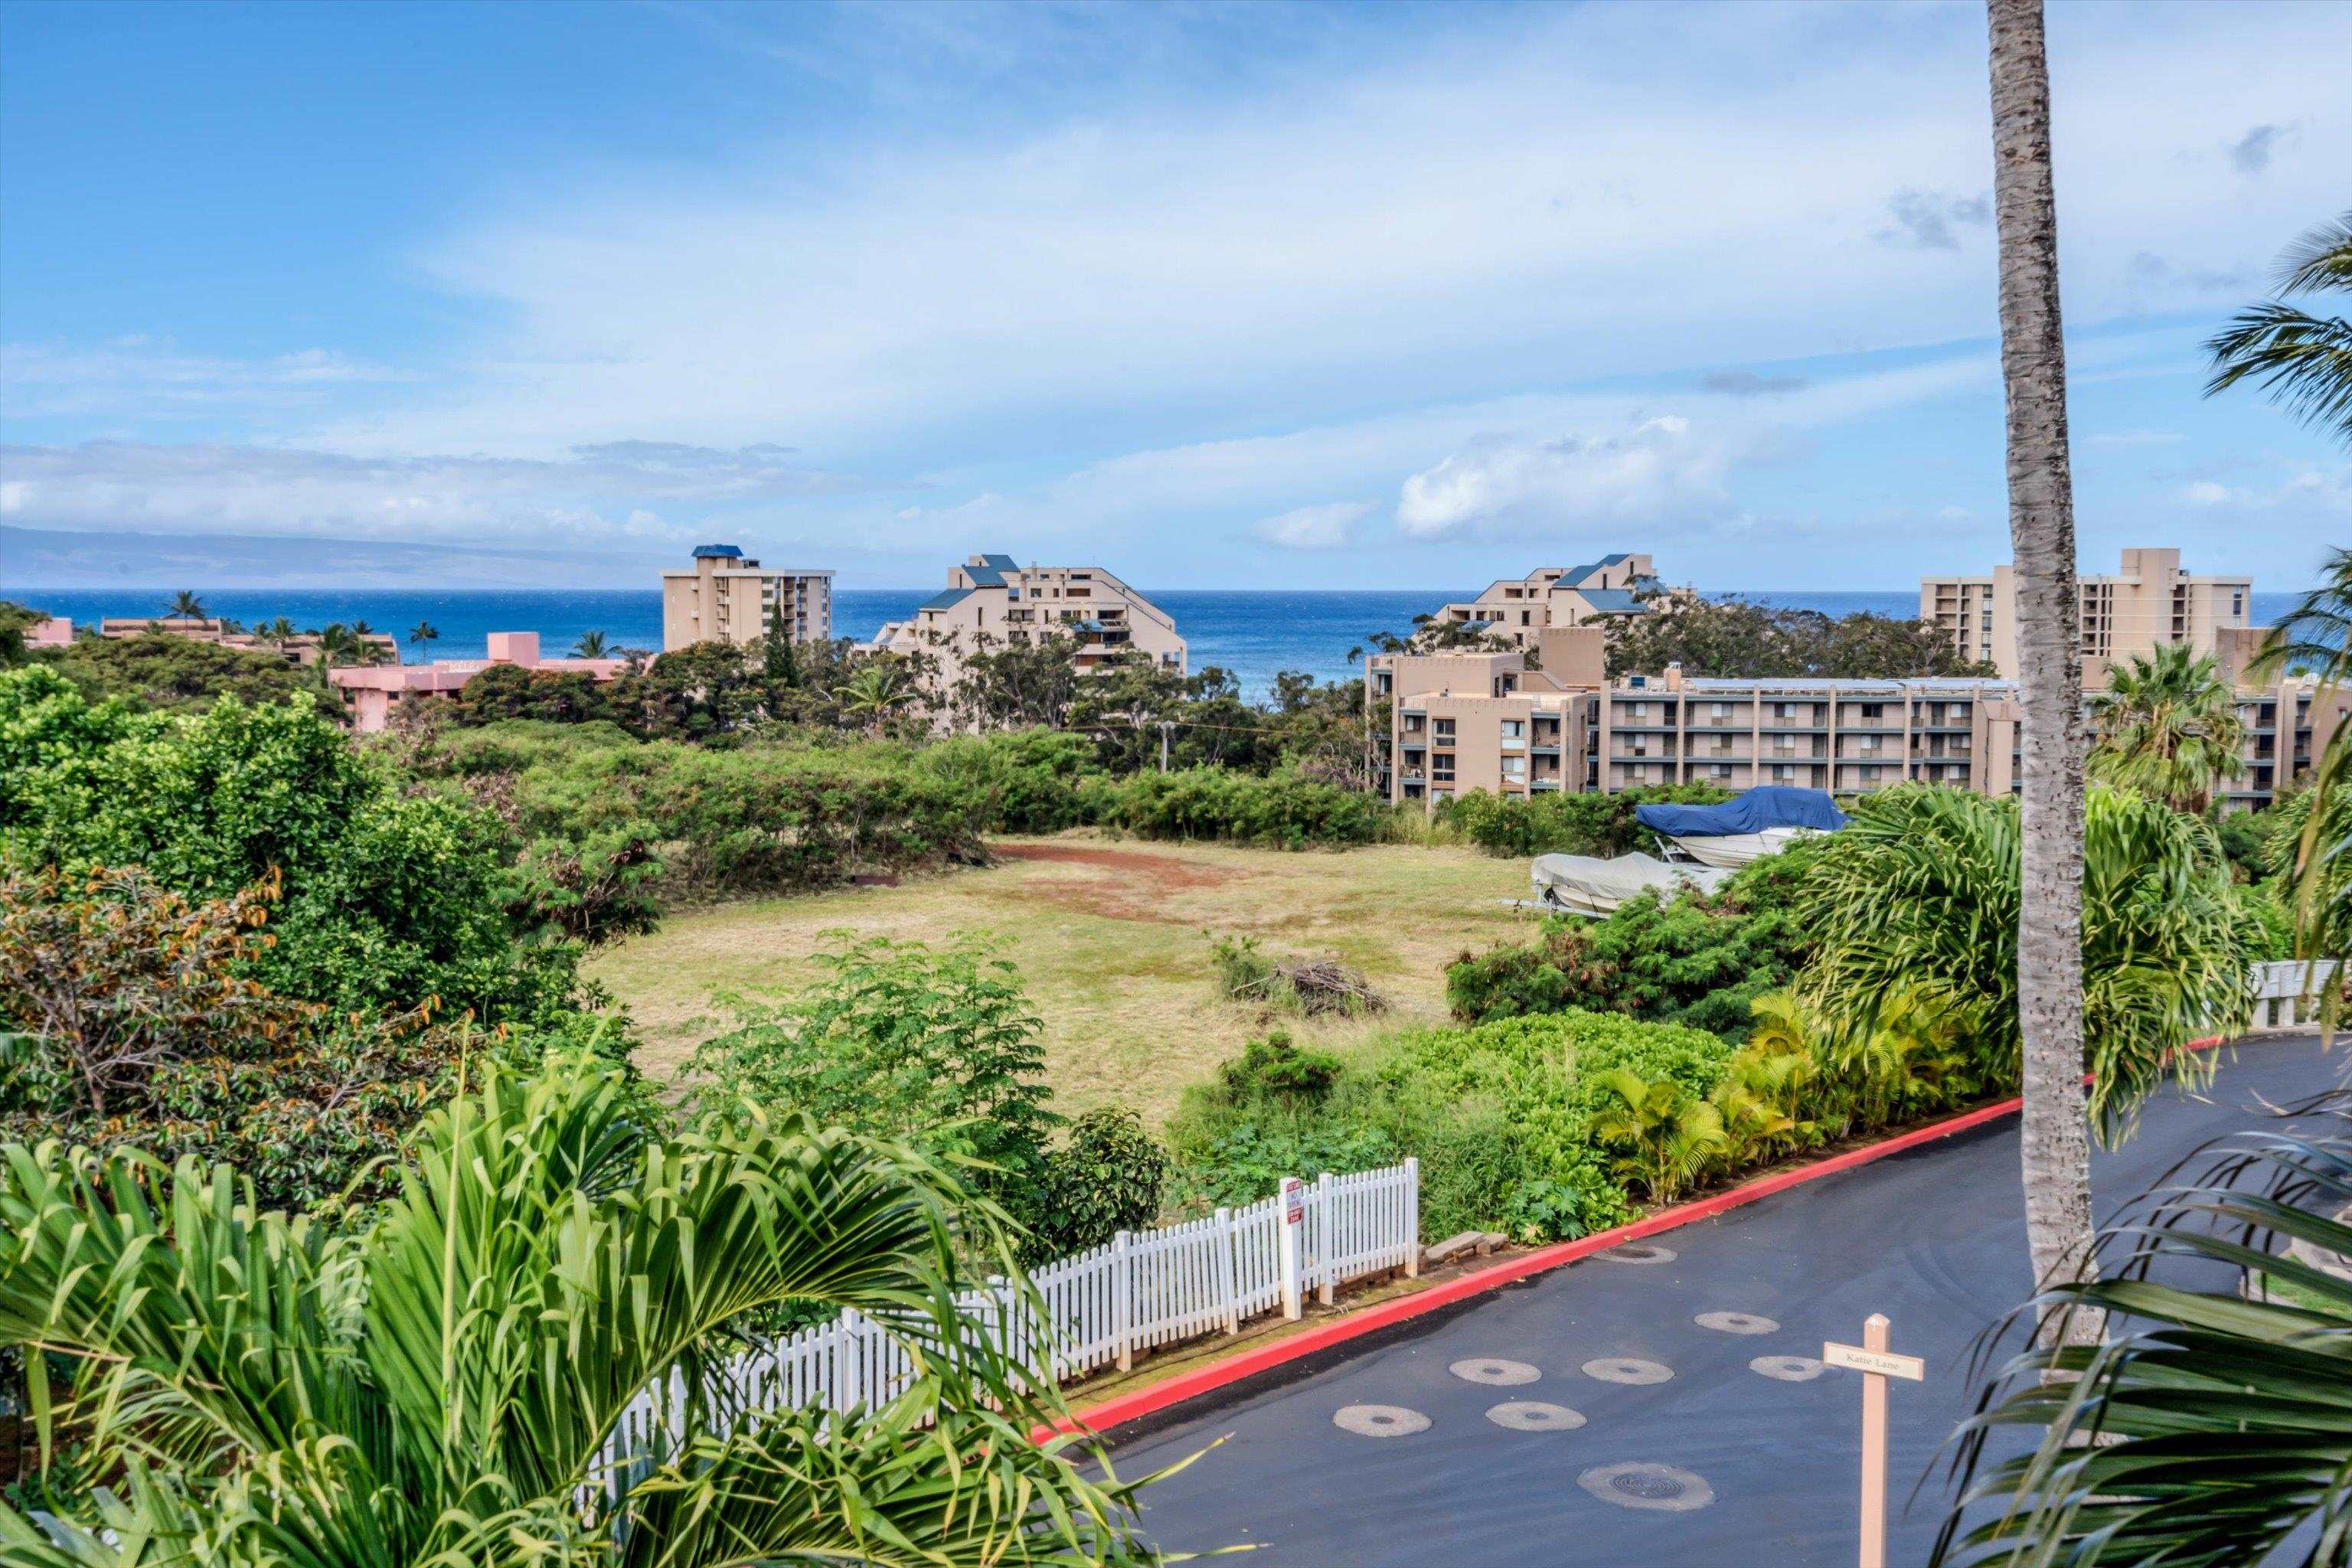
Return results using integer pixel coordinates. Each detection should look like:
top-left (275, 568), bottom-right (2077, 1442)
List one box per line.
top-left (2087, 642), bottom-right (2246, 815)
top-left (1586, 1068), bottom-right (1728, 1202)
top-left (1935, 1092), bottom-right (2352, 1565)
top-left (1802, 786), bottom-right (2257, 1142)
top-left (0, 1055), bottom-right (1165, 1565)
top-left (2252, 547), bottom-right (2352, 1022)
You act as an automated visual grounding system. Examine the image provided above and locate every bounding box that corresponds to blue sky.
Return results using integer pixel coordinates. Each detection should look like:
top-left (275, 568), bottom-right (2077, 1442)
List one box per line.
top-left (2, 0), bottom-right (2346, 590)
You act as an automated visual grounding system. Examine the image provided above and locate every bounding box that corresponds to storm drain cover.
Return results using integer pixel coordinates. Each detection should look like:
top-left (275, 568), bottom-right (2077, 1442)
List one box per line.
top-left (1750, 1355), bottom-right (1825, 1382)
top-left (1694, 1311), bottom-right (1781, 1335)
top-left (1486, 1400), bottom-right (1586, 1431)
top-left (1578, 1462), bottom-right (1716, 1511)
top-left (1581, 1357), bottom-right (1674, 1385)
top-left (1449, 1357), bottom-right (1541, 1386)
top-left (1594, 1243), bottom-right (1677, 1265)
top-left (1332, 1403), bottom-right (1430, 1437)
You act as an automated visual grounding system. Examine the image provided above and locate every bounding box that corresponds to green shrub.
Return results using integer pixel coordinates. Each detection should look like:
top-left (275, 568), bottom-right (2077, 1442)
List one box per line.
top-left (1216, 1029), bottom-right (1343, 1102)
top-left (0, 669), bottom-right (577, 1021)
top-left (1033, 1107), bottom-right (1171, 1259)
top-left (1439, 784), bottom-right (1731, 859)
top-left (690, 934), bottom-right (1060, 1224)
top-left (1170, 1009), bottom-right (1733, 1243)
top-left (1083, 767), bottom-right (1387, 848)
top-left (1446, 835), bottom-right (1826, 1041)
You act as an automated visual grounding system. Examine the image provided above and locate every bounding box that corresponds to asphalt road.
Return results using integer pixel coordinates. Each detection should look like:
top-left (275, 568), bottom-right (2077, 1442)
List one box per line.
top-left (1109, 1034), bottom-right (2346, 1567)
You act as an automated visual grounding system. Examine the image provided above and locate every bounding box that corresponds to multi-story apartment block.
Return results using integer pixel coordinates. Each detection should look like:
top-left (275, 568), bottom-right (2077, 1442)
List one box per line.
top-left (1424, 554), bottom-right (1659, 648)
top-left (869, 553), bottom-right (1185, 684)
top-left (1379, 655), bottom-right (2021, 809)
top-left (1921, 547), bottom-right (2256, 686)
top-left (662, 544), bottom-right (833, 652)
top-left (2226, 674), bottom-right (2352, 812)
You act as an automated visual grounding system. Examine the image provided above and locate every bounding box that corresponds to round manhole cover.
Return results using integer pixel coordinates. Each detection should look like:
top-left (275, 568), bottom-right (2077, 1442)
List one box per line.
top-left (1578, 1462), bottom-right (1716, 1512)
top-left (1449, 1357), bottom-right (1541, 1386)
top-left (1694, 1311), bottom-right (1781, 1335)
top-left (1486, 1400), bottom-right (1586, 1431)
top-left (1332, 1403), bottom-right (1430, 1437)
top-left (1582, 1357), bottom-right (1674, 1385)
top-left (1594, 1243), bottom-right (1677, 1265)
top-left (1750, 1355), bottom-right (1824, 1382)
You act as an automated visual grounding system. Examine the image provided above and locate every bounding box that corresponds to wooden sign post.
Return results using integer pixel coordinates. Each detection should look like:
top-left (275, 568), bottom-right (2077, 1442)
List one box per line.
top-left (1822, 1313), bottom-right (1924, 1568)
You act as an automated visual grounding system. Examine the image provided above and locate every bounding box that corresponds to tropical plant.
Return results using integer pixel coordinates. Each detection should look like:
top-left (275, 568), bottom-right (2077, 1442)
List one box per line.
top-left (0, 1054), bottom-right (1167, 1564)
top-left (407, 619), bottom-right (439, 658)
top-left (2206, 210), bottom-right (2352, 444)
top-left (573, 629), bottom-right (609, 659)
top-left (834, 664), bottom-right (914, 737)
top-left (690, 935), bottom-right (1062, 1231)
top-left (1586, 1067), bottom-right (1728, 1202)
top-left (1986, 0), bottom-right (2098, 1343)
top-left (1031, 1106), bottom-right (1173, 1259)
top-left (164, 590), bottom-right (207, 620)
top-left (2088, 642), bottom-right (2247, 814)
top-left (260, 616), bottom-right (296, 648)
top-left (1933, 1091), bottom-right (2352, 1566)
top-left (1802, 786), bottom-right (2256, 1145)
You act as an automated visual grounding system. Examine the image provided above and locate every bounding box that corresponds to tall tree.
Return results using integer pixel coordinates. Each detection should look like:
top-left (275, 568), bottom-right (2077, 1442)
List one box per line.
top-left (763, 599), bottom-right (799, 689)
top-left (407, 619), bottom-right (439, 658)
top-left (2087, 642), bottom-right (2248, 815)
top-left (573, 628), bottom-right (609, 658)
top-left (1985, 0), bottom-right (2098, 1346)
top-left (165, 589), bottom-right (207, 620)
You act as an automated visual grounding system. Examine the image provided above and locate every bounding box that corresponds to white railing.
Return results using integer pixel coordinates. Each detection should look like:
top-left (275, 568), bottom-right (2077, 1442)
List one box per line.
top-left (2249, 959), bottom-right (2344, 1034)
top-left (593, 1158), bottom-right (1419, 1508)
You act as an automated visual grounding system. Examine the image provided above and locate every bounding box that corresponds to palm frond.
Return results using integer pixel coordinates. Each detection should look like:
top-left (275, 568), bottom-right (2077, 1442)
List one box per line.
top-left (1934, 1095), bottom-right (2352, 1566)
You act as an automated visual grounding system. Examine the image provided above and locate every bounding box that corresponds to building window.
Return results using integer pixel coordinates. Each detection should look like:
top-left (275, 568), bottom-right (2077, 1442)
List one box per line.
top-left (1710, 764), bottom-right (1733, 780)
top-left (1500, 720), bottom-right (1525, 740)
top-left (1501, 756), bottom-right (1526, 779)
top-left (1710, 702), bottom-right (1732, 719)
top-left (1434, 719), bottom-right (1455, 739)
top-left (1860, 703), bottom-right (1883, 720)
top-left (1625, 701), bottom-right (1648, 719)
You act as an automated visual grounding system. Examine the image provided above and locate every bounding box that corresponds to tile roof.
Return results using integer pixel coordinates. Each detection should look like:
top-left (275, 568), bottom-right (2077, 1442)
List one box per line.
top-left (919, 588), bottom-right (973, 612)
top-left (1577, 588), bottom-right (1648, 615)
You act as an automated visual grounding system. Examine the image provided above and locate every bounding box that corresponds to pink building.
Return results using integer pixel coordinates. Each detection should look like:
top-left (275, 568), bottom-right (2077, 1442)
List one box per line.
top-left (330, 632), bottom-right (623, 732)
top-left (27, 616), bottom-right (73, 649)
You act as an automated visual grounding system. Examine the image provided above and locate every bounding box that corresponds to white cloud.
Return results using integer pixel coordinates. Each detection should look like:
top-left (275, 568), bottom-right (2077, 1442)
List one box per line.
top-left (286, 0), bottom-right (2349, 466)
top-left (1396, 416), bottom-right (1731, 540)
top-left (2, 340), bottom-right (414, 419)
top-left (2180, 479), bottom-right (2234, 505)
top-left (0, 439), bottom-right (862, 543)
top-left (2090, 429), bottom-right (2185, 447)
top-left (1254, 500), bottom-right (1371, 550)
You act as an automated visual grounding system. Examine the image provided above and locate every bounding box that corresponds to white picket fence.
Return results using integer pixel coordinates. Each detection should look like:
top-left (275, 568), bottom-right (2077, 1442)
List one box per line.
top-left (592, 1158), bottom-right (1419, 1509)
top-left (2249, 959), bottom-right (2344, 1033)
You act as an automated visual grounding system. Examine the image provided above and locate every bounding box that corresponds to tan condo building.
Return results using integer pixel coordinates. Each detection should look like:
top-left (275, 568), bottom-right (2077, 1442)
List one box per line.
top-left (662, 545), bottom-right (833, 652)
top-left (870, 553), bottom-right (1185, 684)
top-left (1425, 554), bottom-right (1659, 648)
top-left (1373, 642), bottom-right (2020, 808)
top-left (1921, 547), bottom-right (2256, 685)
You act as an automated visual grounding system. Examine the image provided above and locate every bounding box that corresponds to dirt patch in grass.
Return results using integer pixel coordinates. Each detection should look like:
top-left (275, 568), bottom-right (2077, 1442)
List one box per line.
top-left (587, 833), bottom-right (1534, 1127)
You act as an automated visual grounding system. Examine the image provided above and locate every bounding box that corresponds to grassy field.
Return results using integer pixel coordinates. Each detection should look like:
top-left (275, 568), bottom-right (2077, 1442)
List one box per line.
top-left (586, 834), bottom-right (1535, 1127)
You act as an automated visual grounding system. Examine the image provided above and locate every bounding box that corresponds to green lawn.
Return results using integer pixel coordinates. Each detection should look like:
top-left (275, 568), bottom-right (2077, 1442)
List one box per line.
top-left (586, 834), bottom-right (1535, 1127)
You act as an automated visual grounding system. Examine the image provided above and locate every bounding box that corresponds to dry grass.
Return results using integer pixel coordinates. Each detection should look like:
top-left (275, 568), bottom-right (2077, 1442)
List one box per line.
top-left (586, 833), bottom-right (1535, 1128)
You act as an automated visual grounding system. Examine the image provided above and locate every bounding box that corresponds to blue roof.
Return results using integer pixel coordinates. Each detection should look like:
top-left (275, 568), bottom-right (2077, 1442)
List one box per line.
top-left (692, 544), bottom-right (745, 560)
top-left (965, 564), bottom-right (1006, 587)
top-left (1578, 588), bottom-right (1648, 614)
top-left (919, 588), bottom-right (972, 612)
top-left (978, 552), bottom-right (1019, 570)
top-left (1596, 551), bottom-right (1632, 567)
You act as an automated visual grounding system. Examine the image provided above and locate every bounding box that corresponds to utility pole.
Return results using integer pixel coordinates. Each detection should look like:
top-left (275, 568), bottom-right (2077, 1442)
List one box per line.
top-left (1159, 720), bottom-right (1173, 773)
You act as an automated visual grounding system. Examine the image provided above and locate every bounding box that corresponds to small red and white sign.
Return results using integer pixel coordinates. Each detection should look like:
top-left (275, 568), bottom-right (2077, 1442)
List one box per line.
top-left (1282, 1179), bottom-right (1305, 1225)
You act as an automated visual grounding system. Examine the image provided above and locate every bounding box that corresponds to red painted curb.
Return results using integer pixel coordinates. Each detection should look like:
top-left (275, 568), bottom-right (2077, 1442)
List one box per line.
top-left (1035, 1034), bottom-right (2229, 1446)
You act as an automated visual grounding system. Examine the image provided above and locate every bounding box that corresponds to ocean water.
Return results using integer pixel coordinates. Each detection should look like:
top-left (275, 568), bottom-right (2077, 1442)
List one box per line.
top-left (7, 585), bottom-right (2309, 701)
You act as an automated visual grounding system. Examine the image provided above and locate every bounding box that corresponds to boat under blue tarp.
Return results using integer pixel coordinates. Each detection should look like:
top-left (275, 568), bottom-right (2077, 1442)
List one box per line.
top-left (1635, 786), bottom-right (1848, 838)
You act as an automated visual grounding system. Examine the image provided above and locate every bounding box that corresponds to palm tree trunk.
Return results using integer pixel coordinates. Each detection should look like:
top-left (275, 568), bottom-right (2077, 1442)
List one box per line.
top-left (1986, 0), bottom-right (2100, 1348)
